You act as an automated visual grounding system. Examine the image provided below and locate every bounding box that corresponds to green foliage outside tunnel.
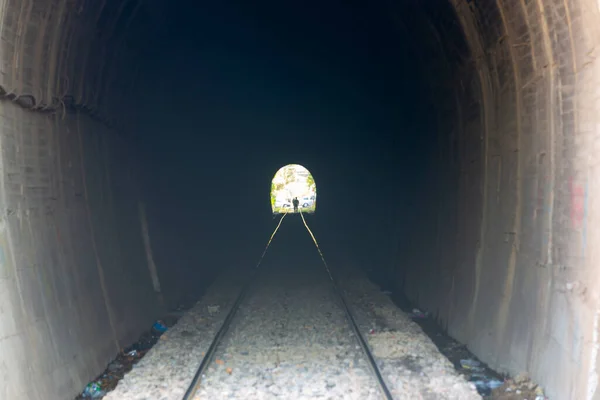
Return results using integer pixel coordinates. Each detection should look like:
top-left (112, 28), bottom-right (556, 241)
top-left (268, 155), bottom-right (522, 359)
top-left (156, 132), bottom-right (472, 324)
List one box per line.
top-left (271, 164), bottom-right (317, 214)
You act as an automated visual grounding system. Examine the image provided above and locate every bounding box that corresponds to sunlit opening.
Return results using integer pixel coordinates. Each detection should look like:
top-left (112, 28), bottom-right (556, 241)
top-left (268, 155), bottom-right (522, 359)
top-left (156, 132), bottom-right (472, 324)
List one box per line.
top-left (270, 164), bottom-right (317, 214)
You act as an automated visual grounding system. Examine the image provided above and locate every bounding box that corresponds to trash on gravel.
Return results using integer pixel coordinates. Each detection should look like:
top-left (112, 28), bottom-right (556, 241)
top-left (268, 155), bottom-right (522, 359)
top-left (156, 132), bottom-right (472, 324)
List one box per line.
top-left (152, 320), bottom-right (168, 333)
top-left (470, 377), bottom-right (503, 395)
top-left (76, 310), bottom-right (187, 400)
top-left (411, 308), bottom-right (428, 318)
top-left (460, 359), bottom-right (485, 372)
top-left (492, 374), bottom-right (547, 400)
top-left (514, 372), bottom-right (529, 383)
top-left (82, 382), bottom-right (105, 398)
top-left (103, 268), bottom-right (483, 400)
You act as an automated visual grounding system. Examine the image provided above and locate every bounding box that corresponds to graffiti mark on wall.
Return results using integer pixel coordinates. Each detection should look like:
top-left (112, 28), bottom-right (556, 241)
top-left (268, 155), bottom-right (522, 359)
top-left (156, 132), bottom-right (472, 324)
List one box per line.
top-left (571, 179), bottom-right (586, 229)
top-left (570, 177), bottom-right (589, 257)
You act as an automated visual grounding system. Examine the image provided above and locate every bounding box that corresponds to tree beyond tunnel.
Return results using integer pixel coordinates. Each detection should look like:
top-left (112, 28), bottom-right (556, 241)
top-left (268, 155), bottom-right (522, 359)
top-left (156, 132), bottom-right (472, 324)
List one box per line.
top-left (0, 1), bottom-right (598, 399)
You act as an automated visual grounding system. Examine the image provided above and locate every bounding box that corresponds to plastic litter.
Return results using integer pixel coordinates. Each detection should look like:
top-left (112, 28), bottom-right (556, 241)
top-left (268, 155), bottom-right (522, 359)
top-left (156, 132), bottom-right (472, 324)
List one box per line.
top-left (534, 386), bottom-right (546, 399)
top-left (82, 382), bottom-right (105, 398)
top-left (127, 349), bottom-right (138, 357)
top-left (470, 378), bottom-right (503, 395)
top-left (497, 374), bottom-right (547, 399)
top-left (152, 320), bottom-right (168, 333)
top-left (382, 290), bottom-right (392, 295)
top-left (411, 308), bottom-right (428, 318)
top-left (460, 359), bottom-right (485, 372)
top-left (77, 312), bottom-right (186, 399)
top-left (460, 359), bottom-right (501, 395)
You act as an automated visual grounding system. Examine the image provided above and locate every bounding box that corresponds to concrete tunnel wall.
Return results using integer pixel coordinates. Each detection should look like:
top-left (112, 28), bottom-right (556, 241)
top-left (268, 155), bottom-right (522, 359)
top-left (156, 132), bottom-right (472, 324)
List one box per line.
top-left (0, 106), bottom-right (163, 400)
top-left (0, 1), bottom-right (598, 400)
top-left (390, 2), bottom-right (600, 400)
top-left (0, 1), bottom-right (168, 399)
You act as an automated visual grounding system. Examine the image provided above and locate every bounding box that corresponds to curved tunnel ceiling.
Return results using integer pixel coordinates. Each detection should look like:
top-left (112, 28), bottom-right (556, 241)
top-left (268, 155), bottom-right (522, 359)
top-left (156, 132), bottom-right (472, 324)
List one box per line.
top-left (1, 0), bottom-right (166, 125)
top-left (0, 1), bottom-right (599, 400)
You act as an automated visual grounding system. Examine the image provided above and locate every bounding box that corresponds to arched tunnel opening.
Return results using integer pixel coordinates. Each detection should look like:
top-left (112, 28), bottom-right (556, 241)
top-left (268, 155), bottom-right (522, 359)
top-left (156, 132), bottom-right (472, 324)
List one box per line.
top-left (271, 164), bottom-right (317, 214)
top-left (0, 0), bottom-right (598, 399)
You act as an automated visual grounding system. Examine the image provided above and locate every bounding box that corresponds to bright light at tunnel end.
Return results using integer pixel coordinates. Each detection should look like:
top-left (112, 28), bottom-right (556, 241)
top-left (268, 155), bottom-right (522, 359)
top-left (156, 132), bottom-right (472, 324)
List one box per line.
top-left (270, 164), bottom-right (317, 215)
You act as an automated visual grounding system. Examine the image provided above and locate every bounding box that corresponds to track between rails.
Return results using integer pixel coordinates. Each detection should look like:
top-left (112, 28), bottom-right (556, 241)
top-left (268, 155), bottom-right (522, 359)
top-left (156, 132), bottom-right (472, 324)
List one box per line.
top-left (182, 212), bottom-right (393, 400)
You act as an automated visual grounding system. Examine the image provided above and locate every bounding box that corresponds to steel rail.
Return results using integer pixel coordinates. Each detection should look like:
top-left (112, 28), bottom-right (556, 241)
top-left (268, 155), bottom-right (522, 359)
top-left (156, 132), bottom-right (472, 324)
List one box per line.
top-left (183, 210), bottom-right (393, 399)
top-left (182, 212), bottom-right (287, 400)
top-left (299, 211), bottom-right (394, 400)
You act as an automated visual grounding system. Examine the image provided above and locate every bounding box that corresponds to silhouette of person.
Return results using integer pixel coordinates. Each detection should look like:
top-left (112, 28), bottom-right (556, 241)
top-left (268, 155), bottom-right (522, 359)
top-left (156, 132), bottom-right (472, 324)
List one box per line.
top-left (292, 197), bottom-right (299, 212)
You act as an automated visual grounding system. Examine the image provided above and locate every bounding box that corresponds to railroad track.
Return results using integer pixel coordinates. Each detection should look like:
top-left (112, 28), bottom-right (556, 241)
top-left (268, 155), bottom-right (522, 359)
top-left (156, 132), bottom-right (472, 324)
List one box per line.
top-left (182, 212), bottom-right (394, 400)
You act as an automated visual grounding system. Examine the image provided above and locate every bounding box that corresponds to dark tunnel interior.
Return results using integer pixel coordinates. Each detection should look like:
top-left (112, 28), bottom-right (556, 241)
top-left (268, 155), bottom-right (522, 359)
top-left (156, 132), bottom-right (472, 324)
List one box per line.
top-left (136, 0), bottom-right (450, 302)
top-left (1, 1), bottom-right (599, 399)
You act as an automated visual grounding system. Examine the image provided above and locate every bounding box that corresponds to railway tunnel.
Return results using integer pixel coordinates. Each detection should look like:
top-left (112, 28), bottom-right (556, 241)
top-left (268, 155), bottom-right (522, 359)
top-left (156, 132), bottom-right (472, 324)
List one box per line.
top-left (0, 0), bottom-right (598, 399)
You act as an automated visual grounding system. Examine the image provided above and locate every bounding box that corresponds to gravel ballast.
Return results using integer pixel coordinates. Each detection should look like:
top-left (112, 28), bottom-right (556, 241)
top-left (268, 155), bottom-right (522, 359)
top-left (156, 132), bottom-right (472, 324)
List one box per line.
top-left (104, 257), bottom-right (480, 399)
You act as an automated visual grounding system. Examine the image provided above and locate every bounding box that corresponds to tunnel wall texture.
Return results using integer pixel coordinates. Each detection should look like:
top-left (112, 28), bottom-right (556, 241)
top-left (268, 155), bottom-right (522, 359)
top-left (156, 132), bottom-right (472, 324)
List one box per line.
top-left (0, 106), bottom-right (163, 400)
top-left (397, 1), bottom-right (600, 399)
top-left (0, 103), bottom-right (165, 400)
top-left (0, 1), bottom-right (166, 399)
